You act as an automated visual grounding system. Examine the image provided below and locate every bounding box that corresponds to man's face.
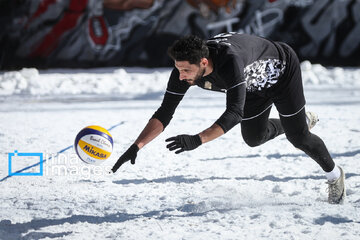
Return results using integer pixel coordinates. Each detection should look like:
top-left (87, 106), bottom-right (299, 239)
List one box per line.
top-left (174, 60), bottom-right (206, 86)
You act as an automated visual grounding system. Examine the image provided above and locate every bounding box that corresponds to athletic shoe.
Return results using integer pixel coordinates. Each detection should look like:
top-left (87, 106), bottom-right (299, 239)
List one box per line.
top-left (327, 166), bottom-right (346, 204)
top-left (306, 111), bottom-right (319, 130)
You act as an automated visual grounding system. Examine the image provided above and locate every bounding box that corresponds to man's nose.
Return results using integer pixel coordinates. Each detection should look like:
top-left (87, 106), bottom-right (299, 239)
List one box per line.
top-left (179, 73), bottom-right (187, 81)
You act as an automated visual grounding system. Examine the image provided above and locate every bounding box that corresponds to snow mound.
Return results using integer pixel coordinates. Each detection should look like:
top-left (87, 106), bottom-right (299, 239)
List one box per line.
top-left (0, 67), bottom-right (170, 99)
top-left (1, 62), bottom-right (360, 100)
top-left (300, 61), bottom-right (360, 86)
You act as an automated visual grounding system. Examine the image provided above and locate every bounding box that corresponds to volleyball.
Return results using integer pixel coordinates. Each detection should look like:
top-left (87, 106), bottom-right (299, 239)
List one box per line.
top-left (74, 125), bottom-right (113, 165)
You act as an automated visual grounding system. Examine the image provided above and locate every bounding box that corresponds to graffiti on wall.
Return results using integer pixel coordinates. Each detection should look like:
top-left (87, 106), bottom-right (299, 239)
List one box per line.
top-left (264, 0), bottom-right (360, 65)
top-left (0, 0), bottom-right (359, 69)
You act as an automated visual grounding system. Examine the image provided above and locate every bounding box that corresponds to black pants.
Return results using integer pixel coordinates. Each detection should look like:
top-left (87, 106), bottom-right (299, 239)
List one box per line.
top-left (241, 107), bottom-right (335, 172)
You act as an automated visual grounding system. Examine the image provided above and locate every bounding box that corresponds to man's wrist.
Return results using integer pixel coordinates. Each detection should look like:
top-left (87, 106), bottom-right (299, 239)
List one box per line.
top-left (194, 134), bottom-right (203, 146)
top-left (199, 123), bottom-right (224, 144)
top-left (133, 142), bottom-right (142, 149)
top-left (130, 143), bottom-right (140, 152)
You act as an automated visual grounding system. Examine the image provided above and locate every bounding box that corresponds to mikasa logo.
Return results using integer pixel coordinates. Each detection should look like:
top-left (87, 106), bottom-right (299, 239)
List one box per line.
top-left (83, 145), bottom-right (107, 159)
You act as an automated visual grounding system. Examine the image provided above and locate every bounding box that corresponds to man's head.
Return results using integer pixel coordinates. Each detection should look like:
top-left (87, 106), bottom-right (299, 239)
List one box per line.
top-left (167, 35), bottom-right (210, 85)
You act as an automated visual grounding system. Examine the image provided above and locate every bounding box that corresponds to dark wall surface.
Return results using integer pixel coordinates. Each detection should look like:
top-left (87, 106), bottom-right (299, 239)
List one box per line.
top-left (1, 0), bottom-right (359, 69)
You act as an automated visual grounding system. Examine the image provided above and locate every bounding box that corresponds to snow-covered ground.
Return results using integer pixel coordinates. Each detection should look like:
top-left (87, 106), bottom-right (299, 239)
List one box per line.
top-left (0, 62), bottom-right (360, 239)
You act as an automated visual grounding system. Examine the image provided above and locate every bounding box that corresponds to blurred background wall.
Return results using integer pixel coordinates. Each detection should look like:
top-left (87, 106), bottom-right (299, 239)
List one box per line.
top-left (0, 0), bottom-right (359, 70)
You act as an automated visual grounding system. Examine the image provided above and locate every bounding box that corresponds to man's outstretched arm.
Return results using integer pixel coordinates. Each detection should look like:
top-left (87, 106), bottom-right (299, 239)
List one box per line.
top-left (135, 118), bottom-right (164, 149)
top-left (165, 83), bottom-right (245, 154)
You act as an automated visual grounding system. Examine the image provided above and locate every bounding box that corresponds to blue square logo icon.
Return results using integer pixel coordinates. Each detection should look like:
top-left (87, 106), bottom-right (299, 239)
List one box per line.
top-left (8, 150), bottom-right (43, 176)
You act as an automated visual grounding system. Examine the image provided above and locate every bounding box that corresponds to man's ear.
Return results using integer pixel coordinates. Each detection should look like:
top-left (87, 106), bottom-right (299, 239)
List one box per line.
top-left (200, 58), bottom-right (208, 67)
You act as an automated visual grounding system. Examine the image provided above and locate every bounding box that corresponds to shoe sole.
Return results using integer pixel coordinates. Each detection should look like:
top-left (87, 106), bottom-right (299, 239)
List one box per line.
top-left (338, 167), bottom-right (346, 204)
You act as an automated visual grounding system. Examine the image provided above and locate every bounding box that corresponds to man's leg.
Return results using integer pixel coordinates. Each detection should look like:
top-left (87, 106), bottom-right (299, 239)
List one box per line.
top-left (280, 108), bottom-right (345, 204)
top-left (279, 108), bottom-right (335, 172)
top-left (274, 43), bottom-right (336, 173)
top-left (241, 106), bottom-right (284, 147)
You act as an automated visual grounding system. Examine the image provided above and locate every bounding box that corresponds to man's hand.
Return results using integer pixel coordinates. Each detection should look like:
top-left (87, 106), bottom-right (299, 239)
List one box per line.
top-left (111, 144), bottom-right (139, 173)
top-left (165, 134), bottom-right (202, 154)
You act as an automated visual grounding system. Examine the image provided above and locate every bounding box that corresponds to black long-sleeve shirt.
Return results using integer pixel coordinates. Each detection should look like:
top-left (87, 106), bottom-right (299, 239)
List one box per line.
top-left (152, 33), bottom-right (287, 133)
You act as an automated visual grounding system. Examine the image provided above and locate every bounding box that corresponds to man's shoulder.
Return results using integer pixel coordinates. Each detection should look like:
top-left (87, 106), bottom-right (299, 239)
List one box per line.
top-left (207, 34), bottom-right (249, 59)
top-left (208, 33), bottom-right (261, 45)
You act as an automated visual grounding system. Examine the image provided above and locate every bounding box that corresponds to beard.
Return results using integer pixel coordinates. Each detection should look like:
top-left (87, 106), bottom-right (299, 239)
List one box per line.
top-left (186, 68), bottom-right (206, 86)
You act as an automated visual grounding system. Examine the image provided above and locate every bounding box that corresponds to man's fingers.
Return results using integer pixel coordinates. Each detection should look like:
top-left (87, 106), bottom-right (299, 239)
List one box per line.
top-left (175, 149), bottom-right (184, 154)
top-left (165, 134), bottom-right (200, 154)
top-left (166, 135), bottom-right (185, 153)
top-left (111, 144), bottom-right (139, 173)
top-left (168, 145), bottom-right (181, 151)
top-left (112, 155), bottom-right (129, 172)
top-left (111, 163), bottom-right (122, 173)
top-left (168, 145), bottom-right (178, 151)
top-left (165, 136), bottom-right (178, 142)
top-left (166, 141), bottom-right (178, 149)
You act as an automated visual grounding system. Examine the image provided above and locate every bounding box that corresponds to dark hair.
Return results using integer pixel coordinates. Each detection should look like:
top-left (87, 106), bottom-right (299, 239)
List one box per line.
top-left (167, 35), bottom-right (209, 65)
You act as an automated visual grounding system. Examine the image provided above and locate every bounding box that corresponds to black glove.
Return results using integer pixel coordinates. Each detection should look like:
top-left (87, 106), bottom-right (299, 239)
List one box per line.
top-left (111, 144), bottom-right (139, 173)
top-left (165, 134), bottom-right (202, 154)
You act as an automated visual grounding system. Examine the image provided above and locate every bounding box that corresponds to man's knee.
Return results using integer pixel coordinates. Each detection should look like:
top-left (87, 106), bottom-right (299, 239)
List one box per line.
top-left (243, 135), bottom-right (264, 147)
